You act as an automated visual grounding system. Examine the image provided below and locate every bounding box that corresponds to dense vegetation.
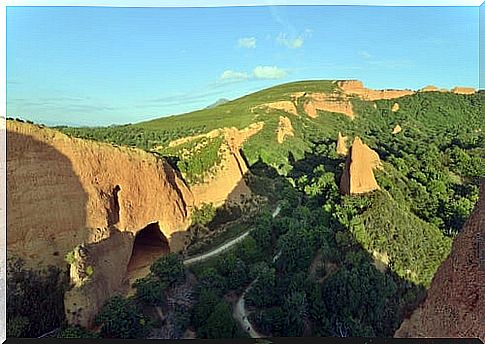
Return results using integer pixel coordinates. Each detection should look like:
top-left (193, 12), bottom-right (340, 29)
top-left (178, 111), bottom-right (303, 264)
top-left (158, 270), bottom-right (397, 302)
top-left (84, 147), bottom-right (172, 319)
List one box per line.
top-left (161, 136), bottom-right (224, 185)
top-left (6, 257), bottom-right (68, 338)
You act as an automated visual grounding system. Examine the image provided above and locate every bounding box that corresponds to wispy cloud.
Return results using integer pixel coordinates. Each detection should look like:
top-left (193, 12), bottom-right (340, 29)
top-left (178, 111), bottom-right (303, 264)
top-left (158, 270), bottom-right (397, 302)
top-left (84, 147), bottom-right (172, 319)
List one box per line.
top-left (220, 70), bottom-right (250, 81)
top-left (276, 33), bottom-right (304, 49)
top-left (7, 95), bottom-right (117, 112)
top-left (253, 65), bottom-right (287, 79)
top-left (237, 37), bottom-right (257, 49)
top-left (275, 29), bottom-right (312, 49)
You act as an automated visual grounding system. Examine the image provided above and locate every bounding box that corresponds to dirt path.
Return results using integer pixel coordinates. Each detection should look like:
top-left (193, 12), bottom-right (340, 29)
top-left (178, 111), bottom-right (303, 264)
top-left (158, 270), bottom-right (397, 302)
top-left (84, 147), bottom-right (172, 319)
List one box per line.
top-left (183, 205), bottom-right (281, 267)
top-left (123, 204), bottom-right (282, 338)
top-left (232, 208), bottom-right (282, 339)
top-left (233, 279), bottom-right (262, 338)
top-left (183, 231), bottom-right (251, 266)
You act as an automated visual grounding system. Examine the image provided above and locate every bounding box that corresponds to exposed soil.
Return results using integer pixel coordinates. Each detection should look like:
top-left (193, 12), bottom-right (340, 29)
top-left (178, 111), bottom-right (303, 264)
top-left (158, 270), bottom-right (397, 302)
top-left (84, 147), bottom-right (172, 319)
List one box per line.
top-left (392, 124), bottom-right (402, 134)
top-left (340, 137), bottom-right (383, 195)
top-left (258, 101), bottom-right (298, 116)
top-left (303, 93), bottom-right (354, 119)
top-left (336, 132), bottom-right (348, 156)
top-left (451, 87), bottom-right (476, 95)
top-left (337, 80), bottom-right (415, 101)
top-left (276, 116), bottom-right (295, 144)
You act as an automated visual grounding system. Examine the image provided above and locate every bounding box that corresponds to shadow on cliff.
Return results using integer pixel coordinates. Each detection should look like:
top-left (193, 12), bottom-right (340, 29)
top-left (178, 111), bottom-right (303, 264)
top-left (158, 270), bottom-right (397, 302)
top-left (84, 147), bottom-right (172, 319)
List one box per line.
top-left (7, 128), bottom-right (90, 262)
top-left (6, 127), bottom-right (90, 337)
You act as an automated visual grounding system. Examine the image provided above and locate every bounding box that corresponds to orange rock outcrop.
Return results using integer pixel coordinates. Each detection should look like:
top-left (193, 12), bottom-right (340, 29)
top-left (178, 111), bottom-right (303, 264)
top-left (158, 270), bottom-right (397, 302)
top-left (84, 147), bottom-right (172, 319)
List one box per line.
top-left (7, 121), bottom-right (194, 267)
top-left (340, 137), bottom-right (383, 195)
top-left (336, 132), bottom-right (348, 156)
top-left (392, 124), bottom-right (402, 134)
top-left (276, 116), bottom-right (295, 144)
top-left (420, 85), bottom-right (440, 92)
top-left (336, 80), bottom-right (415, 101)
top-left (391, 103), bottom-right (400, 112)
top-left (395, 181), bottom-right (484, 341)
top-left (451, 87), bottom-right (476, 95)
top-left (260, 101), bottom-right (298, 116)
top-left (7, 121), bottom-right (199, 327)
top-left (188, 123), bottom-right (264, 207)
top-left (302, 93), bottom-right (354, 119)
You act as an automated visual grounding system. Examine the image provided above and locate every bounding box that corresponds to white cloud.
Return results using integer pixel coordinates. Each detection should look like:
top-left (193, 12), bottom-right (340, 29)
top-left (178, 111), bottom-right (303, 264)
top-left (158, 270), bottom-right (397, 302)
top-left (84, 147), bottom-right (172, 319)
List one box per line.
top-left (253, 66), bottom-right (287, 79)
top-left (220, 70), bottom-right (250, 81)
top-left (237, 37), bottom-right (257, 49)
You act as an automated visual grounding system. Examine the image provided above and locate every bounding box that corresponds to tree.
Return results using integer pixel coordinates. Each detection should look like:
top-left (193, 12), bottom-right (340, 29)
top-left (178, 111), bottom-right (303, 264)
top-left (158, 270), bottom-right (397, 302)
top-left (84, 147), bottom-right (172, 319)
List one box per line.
top-left (203, 302), bottom-right (241, 339)
top-left (282, 291), bottom-right (308, 337)
top-left (57, 326), bottom-right (100, 338)
top-left (254, 307), bottom-right (285, 336)
top-left (133, 275), bottom-right (167, 306)
top-left (95, 296), bottom-right (151, 339)
top-left (191, 203), bottom-right (217, 226)
top-left (192, 288), bottom-right (219, 329)
top-left (6, 257), bottom-right (68, 337)
top-left (150, 253), bottom-right (185, 286)
top-left (245, 265), bottom-right (277, 308)
top-left (215, 253), bottom-right (249, 292)
top-left (197, 267), bottom-right (225, 296)
top-left (250, 223), bottom-right (272, 253)
top-left (235, 236), bottom-right (263, 263)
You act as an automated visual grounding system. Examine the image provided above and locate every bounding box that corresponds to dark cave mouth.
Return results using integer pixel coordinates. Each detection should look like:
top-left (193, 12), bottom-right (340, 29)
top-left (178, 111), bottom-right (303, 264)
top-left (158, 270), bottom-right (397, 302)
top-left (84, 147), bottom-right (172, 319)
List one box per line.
top-left (127, 222), bottom-right (170, 273)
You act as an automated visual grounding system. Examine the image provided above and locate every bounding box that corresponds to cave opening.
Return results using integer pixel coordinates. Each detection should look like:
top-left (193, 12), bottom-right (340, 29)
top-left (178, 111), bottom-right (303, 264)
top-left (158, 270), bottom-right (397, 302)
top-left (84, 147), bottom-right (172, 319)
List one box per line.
top-left (126, 222), bottom-right (170, 276)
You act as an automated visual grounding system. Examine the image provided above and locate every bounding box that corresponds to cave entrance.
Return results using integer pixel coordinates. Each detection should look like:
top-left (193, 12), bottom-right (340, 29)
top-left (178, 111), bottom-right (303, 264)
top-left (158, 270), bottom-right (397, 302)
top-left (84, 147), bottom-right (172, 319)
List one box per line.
top-left (126, 222), bottom-right (170, 276)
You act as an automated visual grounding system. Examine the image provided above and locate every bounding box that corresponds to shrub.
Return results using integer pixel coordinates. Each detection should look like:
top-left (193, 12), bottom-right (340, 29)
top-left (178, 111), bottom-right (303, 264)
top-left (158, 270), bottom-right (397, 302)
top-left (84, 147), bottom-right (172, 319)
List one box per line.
top-left (7, 257), bottom-right (68, 337)
top-left (191, 203), bottom-right (216, 226)
top-left (95, 296), bottom-right (152, 339)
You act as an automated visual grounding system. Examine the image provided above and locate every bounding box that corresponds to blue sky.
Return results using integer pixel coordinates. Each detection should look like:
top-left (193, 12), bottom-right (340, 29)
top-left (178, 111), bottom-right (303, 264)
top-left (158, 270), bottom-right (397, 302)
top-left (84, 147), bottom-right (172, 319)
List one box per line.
top-left (7, 5), bottom-right (480, 126)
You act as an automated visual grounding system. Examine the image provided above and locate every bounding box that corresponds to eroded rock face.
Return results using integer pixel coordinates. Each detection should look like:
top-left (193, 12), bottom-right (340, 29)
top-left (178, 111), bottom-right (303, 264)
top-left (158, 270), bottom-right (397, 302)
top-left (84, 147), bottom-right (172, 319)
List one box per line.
top-left (302, 93), bottom-right (355, 119)
top-left (182, 123), bottom-right (264, 207)
top-left (336, 132), bottom-right (348, 156)
top-left (7, 121), bottom-right (195, 327)
top-left (451, 87), bottom-right (476, 95)
top-left (395, 181), bottom-right (484, 341)
top-left (336, 80), bottom-right (415, 100)
top-left (276, 116), bottom-right (295, 144)
top-left (64, 229), bottom-right (135, 328)
top-left (392, 124), bottom-right (402, 134)
top-left (7, 121), bottom-right (194, 267)
top-left (259, 101), bottom-right (298, 116)
top-left (340, 137), bottom-right (382, 195)
top-left (420, 85), bottom-right (440, 92)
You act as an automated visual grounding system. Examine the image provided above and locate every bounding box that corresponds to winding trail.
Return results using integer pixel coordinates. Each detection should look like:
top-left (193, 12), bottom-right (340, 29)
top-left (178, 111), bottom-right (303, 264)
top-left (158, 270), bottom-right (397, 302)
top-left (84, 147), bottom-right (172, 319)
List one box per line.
top-left (128, 205), bottom-right (282, 338)
top-left (232, 207), bottom-right (282, 339)
top-left (183, 231), bottom-right (252, 266)
top-left (183, 205), bottom-right (281, 266)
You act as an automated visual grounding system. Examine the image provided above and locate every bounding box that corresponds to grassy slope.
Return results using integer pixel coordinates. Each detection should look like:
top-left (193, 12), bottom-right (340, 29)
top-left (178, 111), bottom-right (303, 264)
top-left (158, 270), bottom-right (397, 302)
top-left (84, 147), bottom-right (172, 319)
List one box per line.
top-left (134, 80), bottom-right (337, 132)
top-left (134, 80), bottom-right (342, 174)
